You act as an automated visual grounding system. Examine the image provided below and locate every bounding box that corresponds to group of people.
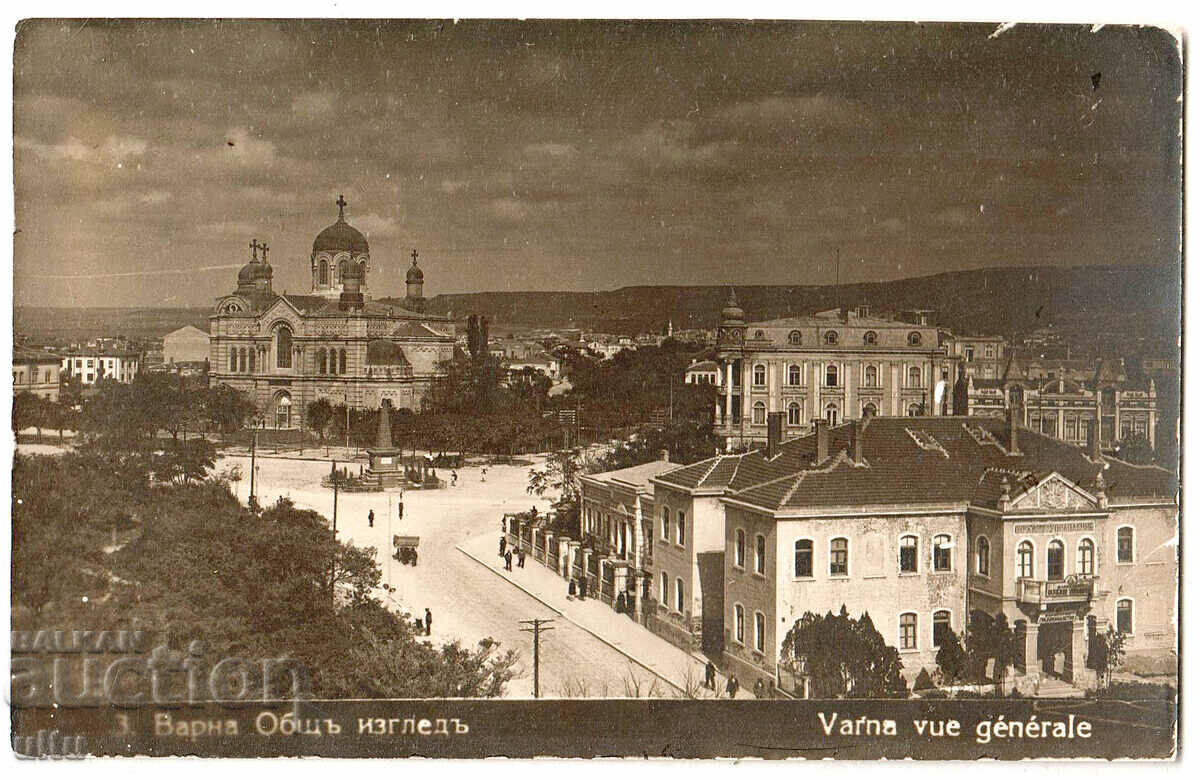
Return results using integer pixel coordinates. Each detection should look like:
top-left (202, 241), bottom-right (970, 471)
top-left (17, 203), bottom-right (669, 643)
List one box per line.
top-left (702, 661), bottom-right (769, 698)
top-left (413, 607), bottom-right (433, 637)
top-left (498, 534), bottom-right (526, 572)
top-left (366, 498), bottom-right (404, 529)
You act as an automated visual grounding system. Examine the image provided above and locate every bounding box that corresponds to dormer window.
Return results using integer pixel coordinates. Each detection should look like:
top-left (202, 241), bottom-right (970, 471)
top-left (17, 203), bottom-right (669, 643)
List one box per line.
top-left (824, 330), bottom-right (839, 345)
top-left (908, 331), bottom-right (923, 347)
top-left (788, 330), bottom-right (803, 345)
top-left (753, 330), bottom-right (765, 340)
top-left (863, 331), bottom-right (878, 345)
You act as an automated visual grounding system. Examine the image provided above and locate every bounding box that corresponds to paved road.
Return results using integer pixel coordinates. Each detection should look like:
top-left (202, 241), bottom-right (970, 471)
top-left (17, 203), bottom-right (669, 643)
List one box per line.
top-left (219, 453), bottom-right (662, 698)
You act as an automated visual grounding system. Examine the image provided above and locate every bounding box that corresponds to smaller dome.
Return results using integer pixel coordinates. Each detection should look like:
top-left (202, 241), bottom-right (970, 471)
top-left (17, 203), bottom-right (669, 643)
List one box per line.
top-left (238, 259), bottom-right (272, 284)
top-left (313, 195), bottom-right (369, 254)
top-left (406, 259), bottom-right (424, 283)
top-left (720, 288), bottom-right (744, 324)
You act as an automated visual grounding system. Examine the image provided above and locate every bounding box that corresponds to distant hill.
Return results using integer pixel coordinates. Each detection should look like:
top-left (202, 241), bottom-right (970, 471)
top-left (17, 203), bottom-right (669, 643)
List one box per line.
top-left (16, 265), bottom-right (1180, 355)
top-left (420, 265), bottom-right (1179, 350)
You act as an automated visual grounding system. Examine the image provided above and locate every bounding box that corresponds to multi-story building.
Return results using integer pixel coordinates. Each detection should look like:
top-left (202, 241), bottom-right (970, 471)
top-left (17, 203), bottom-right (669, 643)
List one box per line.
top-left (163, 325), bottom-right (211, 364)
top-left (965, 357), bottom-right (1158, 451)
top-left (208, 196), bottom-right (455, 427)
top-left (13, 347), bottom-right (62, 401)
top-left (60, 350), bottom-right (140, 385)
top-left (684, 360), bottom-right (721, 385)
top-left (947, 334), bottom-right (1008, 380)
top-left (712, 292), bottom-right (959, 449)
top-left (577, 454), bottom-right (679, 617)
top-left (703, 413), bottom-right (1175, 695)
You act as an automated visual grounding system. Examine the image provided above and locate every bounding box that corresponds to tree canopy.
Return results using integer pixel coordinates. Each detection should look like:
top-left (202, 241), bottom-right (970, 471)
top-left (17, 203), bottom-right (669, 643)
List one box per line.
top-left (779, 607), bottom-right (908, 698)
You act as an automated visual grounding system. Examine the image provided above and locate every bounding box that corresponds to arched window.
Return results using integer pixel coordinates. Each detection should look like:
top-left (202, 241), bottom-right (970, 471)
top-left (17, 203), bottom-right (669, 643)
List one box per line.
top-left (274, 392), bottom-right (292, 429)
top-left (247, 348), bottom-right (255, 373)
top-left (359, 260), bottom-right (368, 278)
top-left (933, 610), bottom-right (952, 647)
top-left (899, 613), bottom-right (917, 650)
top-left (864, 364), bottom-right (878, 387)
top-left (787, 402), bottom-right (801, 426)
top-left (1047, 539), bottom-right (1065, 581)
top-left (238, 348), bottom-right (246, 373)
top-left (1116, 526), bottom-right (1134, 563)
top-left (863, 331), bottom-right (878, 345)
top-left (976, 536), bottom-right (990, 576)
top-left (753, 330), bottom-right (765, 340)
top-left (734, 604), bottom-right (745, 644)
top-left (907, 403), bottom-right (922, 417)
top-left (317, 349), bottom-right (327, 375)
top-left (754, 534), bottom-right (766, 575)
top-left (676, 510), bottom-right (686, 545)
top-left (787, 364), bottom-right (802, 386)
top-left (1077, 538), bottom-right (1095, 576)
top-left (734, 529), bottom-right (746, 568)
top-left (339, 349), bottom-right (347, 375)
top-left (752, 401), bottom-right (766, 425)
top-left (830, 537), bottom-right (848, 576)
top-left (794, 539), bottom-right (813, 578)
top-left (788, 330), bottom-right (802, 345)
top-left (824, 330), bottom-right (839, 345)
top-left (338, 259), bottom-right (347, 281)
top-left (275, 327), bottom-right (293, 369)
top-left (825, 364), bottom-right (838, 387)
top-left (1017, 540), bottom-right (1034, 579)
top-left (862, 402), bottom-right (878, 418)
top-left (908, 331), bottom-right (922, 346)
top-left (675, 578), bottom-right (684, 613)
top-left (1115, 598), bottom-right (1134, 634)
top-left (933, 534), bottom-right (952, 571)
top-left (753, 364), bottom-right (766, 386)
top-left (908, 366), bottom-right (921, 387)
top-left (318, 259), bottom-right (329, 286)
top-left (754, 612), bottom-right (766, 653)
top-left (899, 535), bottom-right (918, 573)
top-left (825, 403), bottom-right (839, 426)
top-left (661, 507), bottom-right (670, 540)
top-left (229, 349), bottom-right (237, 372)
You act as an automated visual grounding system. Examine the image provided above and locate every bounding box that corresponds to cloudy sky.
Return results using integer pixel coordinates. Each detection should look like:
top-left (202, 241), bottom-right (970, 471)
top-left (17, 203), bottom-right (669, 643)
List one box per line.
top-left (13, 20), bottom-right (1181, 307)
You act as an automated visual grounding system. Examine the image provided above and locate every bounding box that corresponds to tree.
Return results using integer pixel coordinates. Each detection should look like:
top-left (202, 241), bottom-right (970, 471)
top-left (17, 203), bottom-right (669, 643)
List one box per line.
top-left (1092, 625), bottom-right (1128, 688)
top-left (306, 399), bottom-right (336, 442)
top-left (527, 447), bottom-right (594, 517)
top-left (1114, 433), bottom-right (1155, 466)
top-left (935, 628), bottom-right (967, 684)
top-left (205, 384), bottom-right (258, 434)
top-left (13, 391), bottom-right (47, 438)
top-left (153, 438), bottom-right (217, 485)
top-left (964, 610), bottom-right (1017, 692)
top-left (778, 606), bottom-right (908, 699)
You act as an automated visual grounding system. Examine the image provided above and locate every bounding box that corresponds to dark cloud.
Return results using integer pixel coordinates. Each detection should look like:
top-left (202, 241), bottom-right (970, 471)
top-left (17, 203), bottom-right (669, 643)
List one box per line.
top-left (13, 20), bottom-right (1181, 307)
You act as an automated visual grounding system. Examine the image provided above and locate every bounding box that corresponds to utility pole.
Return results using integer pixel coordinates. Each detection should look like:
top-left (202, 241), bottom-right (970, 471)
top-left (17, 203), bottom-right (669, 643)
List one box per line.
top-left (518, 618), bottom-right (555, 698)
top-left (248, 422), bottom-right (258, 510)
top-left (330, 459), bottom-right (339, 534)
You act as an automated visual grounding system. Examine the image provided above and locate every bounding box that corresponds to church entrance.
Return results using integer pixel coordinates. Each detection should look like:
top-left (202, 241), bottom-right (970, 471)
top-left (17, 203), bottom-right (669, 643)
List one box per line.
top-left (273, 392), bottom-right (293, 429)
top-left (1037, 619), bottom-right (1073, 679)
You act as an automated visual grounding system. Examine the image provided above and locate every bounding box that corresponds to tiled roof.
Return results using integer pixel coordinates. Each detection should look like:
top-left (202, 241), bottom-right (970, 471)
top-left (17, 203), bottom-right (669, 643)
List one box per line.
top-left (586, 460), bottom-right (682, 492)
top-left (14, 347), bottom-right (62, 362)
top-left (686, 360), bottom-right (719, 372)
top-left (719, 416), bottom-right (1175, 513)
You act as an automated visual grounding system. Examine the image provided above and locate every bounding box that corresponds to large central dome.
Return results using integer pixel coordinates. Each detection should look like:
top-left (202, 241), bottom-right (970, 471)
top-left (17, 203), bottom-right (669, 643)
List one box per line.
top-left (313, 194), bottom-right (369, 254)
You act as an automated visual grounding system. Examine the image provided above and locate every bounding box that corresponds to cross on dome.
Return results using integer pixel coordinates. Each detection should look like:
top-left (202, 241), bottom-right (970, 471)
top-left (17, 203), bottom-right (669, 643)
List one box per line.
top-left (249, 238), bottom-right (261, 261)
top-left (336, 194), bottom-right (347, 221)
top-left (411, 248), bottom-right (419, 265)
top-left (260, 243), bottom-right (270, 262)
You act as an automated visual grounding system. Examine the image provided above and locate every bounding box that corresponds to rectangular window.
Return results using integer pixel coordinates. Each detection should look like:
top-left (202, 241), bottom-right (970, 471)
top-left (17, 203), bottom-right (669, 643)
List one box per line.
top-left (662, 508), bottom-right (670, 541)
top-left (899, 536), bottom-right (918, 573)
top-left (754, 612), bottom-right (765, 653)
top-left (676, 511), bottom-right (686, 545)
top-left (900, 614), bottom-right (917, 650)
top-left (1117, 528), bottom-right (1134, 563)
top-left (1116, 600), bottom-right (1133, 634)
top-left (933, 535), bottom-right (952, 572)
top-left (830, 538), bottom-right (848, 576)
top-left (754, 535), bottom-right (765, 575)
top-left (660, 572), bottom-right (668, 604)
top-left (675, 578), bottom-right (684, 613)
top-left (794, 540), bottom-right (813, 578)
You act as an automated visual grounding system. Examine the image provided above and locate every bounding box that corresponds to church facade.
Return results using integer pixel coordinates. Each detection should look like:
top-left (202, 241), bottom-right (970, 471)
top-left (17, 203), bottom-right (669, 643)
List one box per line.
top-left (209, 196), bottom-right (455, 428)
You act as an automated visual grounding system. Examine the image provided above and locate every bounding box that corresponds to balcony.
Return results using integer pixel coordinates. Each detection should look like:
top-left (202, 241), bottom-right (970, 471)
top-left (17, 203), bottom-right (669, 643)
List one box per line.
top-left (1016, 576), bottom-right (1095, 606)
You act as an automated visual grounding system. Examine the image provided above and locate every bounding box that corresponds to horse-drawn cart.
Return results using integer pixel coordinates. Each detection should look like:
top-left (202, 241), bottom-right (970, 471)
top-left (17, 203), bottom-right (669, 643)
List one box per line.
top-left (393, 535), bottom-right (420, 566)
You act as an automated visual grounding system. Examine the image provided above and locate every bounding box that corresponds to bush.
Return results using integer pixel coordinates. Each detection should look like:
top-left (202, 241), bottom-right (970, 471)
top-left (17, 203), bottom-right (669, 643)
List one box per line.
top-left (1090, 681), bottom-right (1176, 702)
top-left (913, 668), bottom-right (935, 691)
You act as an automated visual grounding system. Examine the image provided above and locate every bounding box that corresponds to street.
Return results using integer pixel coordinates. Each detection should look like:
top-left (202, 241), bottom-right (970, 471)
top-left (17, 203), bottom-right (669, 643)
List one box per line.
top-left (219, 452), bottom-right (673, 698)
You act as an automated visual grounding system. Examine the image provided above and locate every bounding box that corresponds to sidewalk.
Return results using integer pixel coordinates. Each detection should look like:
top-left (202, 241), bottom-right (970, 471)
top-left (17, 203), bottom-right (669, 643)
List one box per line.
top-left (457, 532), bottom-right (754, 698)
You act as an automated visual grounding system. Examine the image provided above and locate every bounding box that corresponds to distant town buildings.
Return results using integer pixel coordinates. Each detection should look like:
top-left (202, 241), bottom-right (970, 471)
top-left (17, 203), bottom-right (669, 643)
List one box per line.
top-left (684, 360), bottom-right (720, 385)
top-left (208, 197), bottom-right (455, 428)
top-left (162, 325), bottom-right (210, 364)
top-left (13, 347), bottom-right (62, 400)
top-left (60, 349), bottom-right (140, 385)
top-left (946, 334), bottom-right (1007, 380)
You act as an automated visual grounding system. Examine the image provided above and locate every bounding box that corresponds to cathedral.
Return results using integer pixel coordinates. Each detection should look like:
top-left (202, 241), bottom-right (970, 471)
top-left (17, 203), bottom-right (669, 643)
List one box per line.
top-left (209, 196), bottom-right (455, 428)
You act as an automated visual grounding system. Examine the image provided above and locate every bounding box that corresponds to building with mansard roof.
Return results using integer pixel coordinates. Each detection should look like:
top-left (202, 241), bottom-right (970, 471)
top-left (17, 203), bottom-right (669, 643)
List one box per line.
top-left (209, 196), bottom-right (454, 428)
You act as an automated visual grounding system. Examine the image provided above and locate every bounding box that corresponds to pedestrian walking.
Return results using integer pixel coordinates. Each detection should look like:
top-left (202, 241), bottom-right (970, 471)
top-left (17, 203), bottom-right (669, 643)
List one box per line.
top-left (726, 675), bottom-right (740, 699)
top-left (705, 661), bottom-right (717, 690)
top-left (504, 551), bottom-right (513, 571)
top-left (451, 470), bottom-right (458, 486)
top-left (578, 577), bottom-right (587, 599)
top-left (424, 608), bottom-right (432, 637)
top-left (754, 678), bottom-right (765, 698)
top-left (568, 579), bottom-right (576, 599)
top-left (517, 548), bottom-right (526, 568)
top-left (499, 536), bottom-right (507, 557)
top-left (368, 509), bottom-right (374, 528)
top-left (481, 467), bottom-right (488, 482)
top-left (398, 500), bottom-right (404, 521)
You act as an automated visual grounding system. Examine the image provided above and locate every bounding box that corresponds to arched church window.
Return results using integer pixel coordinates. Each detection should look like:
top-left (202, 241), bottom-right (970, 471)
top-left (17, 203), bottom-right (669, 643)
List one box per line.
top-left (239, 348), bottom-right (247, 373)
top-left (247, 348), bottom-right (255, 373)
top-left (339, 349), bottom-right (347, 375)
top-left (317, 349), bottom-right (327, 375)
top-left (276, 327), bottom-right (293, 369)
top-left (274, 392), bottom-right (292, 429)
top-left (338, 259), bottom-right (348, 281)
top-left (229, 350), bottom-right (237, 373)
top-left (319, 260), bottom-right (329, 286)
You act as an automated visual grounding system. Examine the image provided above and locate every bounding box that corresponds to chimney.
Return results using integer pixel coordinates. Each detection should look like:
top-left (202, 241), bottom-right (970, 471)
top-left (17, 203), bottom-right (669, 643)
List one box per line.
top-left (766, 411), bottom-right (785, 459)
top-left (849, 418), bottom-right (865, 465)
top-left (1087, 419), bottom-right (1101, 461)
top-left (1007, 404), bottom-right (1022, 455)
top-left (660, 449), bottom-right (671, 462)
top-left (814, 419), bottom-right (830, 464)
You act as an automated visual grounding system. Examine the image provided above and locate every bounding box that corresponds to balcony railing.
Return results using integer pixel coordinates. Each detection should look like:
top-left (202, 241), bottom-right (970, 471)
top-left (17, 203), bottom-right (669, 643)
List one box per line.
top-left (1016, 576), bottom-right (1095, 605)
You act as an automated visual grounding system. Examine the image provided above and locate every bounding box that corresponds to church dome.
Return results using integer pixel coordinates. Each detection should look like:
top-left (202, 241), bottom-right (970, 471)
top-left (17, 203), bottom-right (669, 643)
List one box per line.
top-left (406, 258), bottom-right (424, 283)
top-left (720, 288), bottom-right (745, 325)
top-left (313, 195), bottom-right (369, 254)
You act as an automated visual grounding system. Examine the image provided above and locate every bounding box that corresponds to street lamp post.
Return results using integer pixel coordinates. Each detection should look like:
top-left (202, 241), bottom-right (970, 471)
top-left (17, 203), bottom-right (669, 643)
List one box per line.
top-left (330, 458), bottom-right (339, 534)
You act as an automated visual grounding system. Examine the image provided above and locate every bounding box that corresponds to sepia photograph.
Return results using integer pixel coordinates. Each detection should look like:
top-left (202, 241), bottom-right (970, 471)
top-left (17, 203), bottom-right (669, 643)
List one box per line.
top-left (8, 15), bottom-right (1182, 760)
